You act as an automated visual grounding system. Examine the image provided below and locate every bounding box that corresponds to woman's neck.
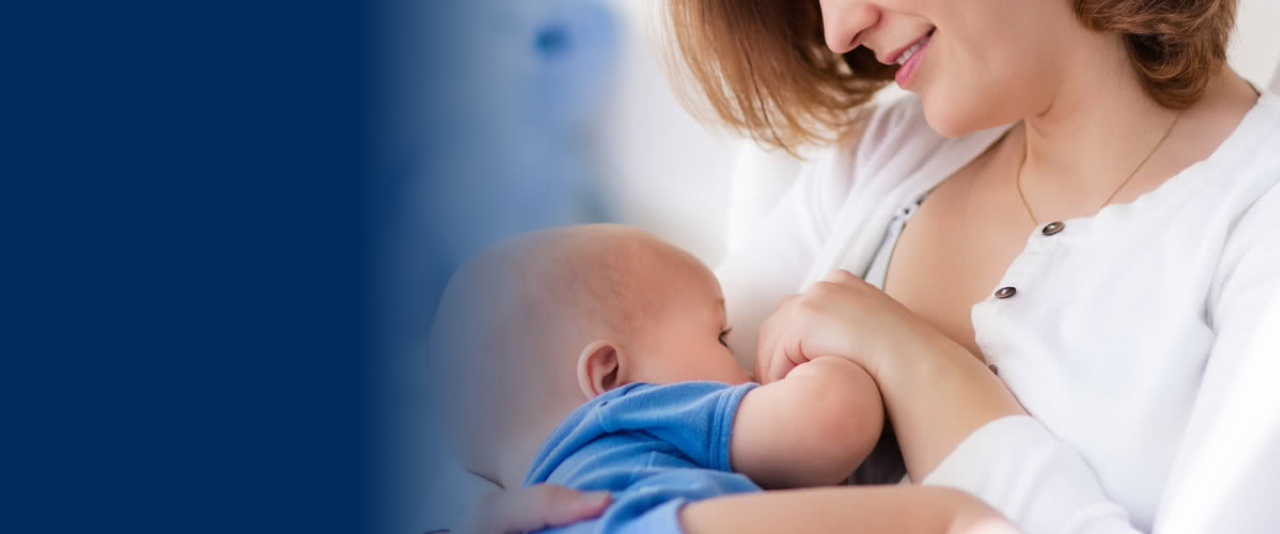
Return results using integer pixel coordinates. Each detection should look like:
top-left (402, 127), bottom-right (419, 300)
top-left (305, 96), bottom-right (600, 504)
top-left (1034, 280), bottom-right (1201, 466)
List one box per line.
top-left (1012, 45), bottom-right (1256, 218)
top-left (1019, 39), bottom-right (1181, 193)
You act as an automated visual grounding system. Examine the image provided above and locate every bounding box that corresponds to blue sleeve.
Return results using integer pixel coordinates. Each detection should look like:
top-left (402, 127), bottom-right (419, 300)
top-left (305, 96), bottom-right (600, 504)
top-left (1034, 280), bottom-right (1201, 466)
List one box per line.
top-left (590, 381), bottom-right (756, 471)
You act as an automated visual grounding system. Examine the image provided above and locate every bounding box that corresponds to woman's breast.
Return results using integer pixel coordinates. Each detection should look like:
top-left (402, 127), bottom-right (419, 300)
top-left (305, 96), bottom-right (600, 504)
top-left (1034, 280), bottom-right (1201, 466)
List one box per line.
top-left (883, 171), bottom-right (1034, 361)
top-left (866, 137), bottom-right (1250, 527)
top-left (965, 216), bottom-right (1219, 529)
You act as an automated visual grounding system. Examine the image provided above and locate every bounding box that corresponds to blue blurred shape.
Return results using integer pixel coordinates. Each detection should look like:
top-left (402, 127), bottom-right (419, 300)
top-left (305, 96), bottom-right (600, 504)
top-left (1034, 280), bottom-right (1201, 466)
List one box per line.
top-left (382, 0), bottom-right (620, 335)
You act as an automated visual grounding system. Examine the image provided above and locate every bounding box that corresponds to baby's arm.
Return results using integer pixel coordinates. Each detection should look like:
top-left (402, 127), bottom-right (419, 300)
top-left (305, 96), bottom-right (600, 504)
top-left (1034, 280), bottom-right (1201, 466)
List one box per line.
top-left (730, 357), bottom-right (884, 488)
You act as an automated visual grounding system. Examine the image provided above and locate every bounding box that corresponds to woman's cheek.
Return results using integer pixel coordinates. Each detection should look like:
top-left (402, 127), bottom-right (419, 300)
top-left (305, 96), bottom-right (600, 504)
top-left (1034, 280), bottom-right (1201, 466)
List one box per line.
top-left (914, 47), bottom-right (969, 136)
top-left (916, 54), bottom-right (974, 136)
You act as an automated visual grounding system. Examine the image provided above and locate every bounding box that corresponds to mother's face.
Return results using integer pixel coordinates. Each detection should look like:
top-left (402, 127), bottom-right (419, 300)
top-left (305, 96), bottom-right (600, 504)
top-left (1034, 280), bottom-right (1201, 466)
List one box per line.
top-left (819, 0), bottom-right (1086, 136)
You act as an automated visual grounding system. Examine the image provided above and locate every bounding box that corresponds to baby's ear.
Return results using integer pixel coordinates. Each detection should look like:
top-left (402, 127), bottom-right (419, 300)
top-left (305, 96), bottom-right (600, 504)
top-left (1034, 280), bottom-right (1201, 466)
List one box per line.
top-left (576, 340), bottom-right (626, 399)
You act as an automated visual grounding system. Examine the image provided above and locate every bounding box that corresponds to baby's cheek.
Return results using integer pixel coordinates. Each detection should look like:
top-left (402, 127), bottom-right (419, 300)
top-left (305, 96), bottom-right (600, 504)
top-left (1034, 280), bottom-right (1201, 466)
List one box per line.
top-left (705, 348), bottom-right (751, 385)
top-left (722, 362), bottom-right (752, 385)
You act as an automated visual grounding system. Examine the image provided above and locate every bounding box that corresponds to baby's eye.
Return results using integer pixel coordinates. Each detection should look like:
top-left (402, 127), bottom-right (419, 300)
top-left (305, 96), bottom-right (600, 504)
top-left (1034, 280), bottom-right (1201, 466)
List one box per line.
top-left (718, 327), bottom-right (732, 348)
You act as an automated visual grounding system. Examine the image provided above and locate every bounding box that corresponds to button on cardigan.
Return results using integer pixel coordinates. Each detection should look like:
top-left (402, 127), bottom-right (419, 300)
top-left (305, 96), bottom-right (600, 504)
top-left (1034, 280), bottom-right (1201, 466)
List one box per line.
top-left (716, 92), bottom-right (1280, 533)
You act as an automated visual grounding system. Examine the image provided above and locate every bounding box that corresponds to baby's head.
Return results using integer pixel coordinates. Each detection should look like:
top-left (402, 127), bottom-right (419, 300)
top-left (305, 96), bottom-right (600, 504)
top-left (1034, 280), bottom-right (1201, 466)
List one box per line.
top-left (429, 225), bottom-right (748, 479)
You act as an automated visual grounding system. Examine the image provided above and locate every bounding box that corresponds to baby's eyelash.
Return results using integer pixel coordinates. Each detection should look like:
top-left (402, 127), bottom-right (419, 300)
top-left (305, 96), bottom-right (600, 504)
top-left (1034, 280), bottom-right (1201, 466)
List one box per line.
top-left (718, 327), bottom-right (732, 347)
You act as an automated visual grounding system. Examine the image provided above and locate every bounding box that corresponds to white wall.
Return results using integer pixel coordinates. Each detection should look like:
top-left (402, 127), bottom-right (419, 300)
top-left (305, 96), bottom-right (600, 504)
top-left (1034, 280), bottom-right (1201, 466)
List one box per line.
top-left (1230, 0), bottom-right (1280, 91)
top-left (594, 0), bottom-right (1280, 264)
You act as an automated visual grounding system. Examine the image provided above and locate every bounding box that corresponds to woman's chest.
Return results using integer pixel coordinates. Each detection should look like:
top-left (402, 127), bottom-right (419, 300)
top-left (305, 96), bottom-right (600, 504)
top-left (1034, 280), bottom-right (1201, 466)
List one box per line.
top-left (882, 165), bottom-right (1035, 360)
top-left (880, 175), bottom-right (1227, 522)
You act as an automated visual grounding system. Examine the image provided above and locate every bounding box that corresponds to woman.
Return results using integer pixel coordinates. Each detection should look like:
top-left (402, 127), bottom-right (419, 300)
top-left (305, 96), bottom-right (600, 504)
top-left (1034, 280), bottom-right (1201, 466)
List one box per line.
top-left (474, 0), bottom-right (1280, 532)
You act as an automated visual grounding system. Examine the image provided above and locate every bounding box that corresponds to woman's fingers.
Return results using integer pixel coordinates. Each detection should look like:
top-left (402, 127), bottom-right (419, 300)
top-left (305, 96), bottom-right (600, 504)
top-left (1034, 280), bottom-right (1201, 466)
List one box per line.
top-left (764, 340), bottom-right (800, 384)
top-left (754, 313), bottom-right (779, 382)
top-left (762, 313), bottom-right (803, 384)
top-left (823, 268), bottom-right (861, 285)
top-left (468, 485), bottom-right (609, 534)
top-left (756, 272), bottom-right (865, 384)
top-left (755, 274), bottom-right (864, 384)
top-left (756, 294), bottom-right (800, 383)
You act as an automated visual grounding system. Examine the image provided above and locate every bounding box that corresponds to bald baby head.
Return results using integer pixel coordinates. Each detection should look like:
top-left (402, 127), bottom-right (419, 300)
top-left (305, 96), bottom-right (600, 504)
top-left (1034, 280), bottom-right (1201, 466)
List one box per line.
top-left (438, 225), bottom-right (689, 355)
top-left (428, 225), bottom-right (749, 471)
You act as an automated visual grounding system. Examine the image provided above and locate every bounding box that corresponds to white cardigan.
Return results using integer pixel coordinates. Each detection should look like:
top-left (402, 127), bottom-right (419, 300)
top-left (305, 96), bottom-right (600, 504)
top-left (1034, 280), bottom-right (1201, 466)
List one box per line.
top-left (716, 92), bottom-right (1280, 534)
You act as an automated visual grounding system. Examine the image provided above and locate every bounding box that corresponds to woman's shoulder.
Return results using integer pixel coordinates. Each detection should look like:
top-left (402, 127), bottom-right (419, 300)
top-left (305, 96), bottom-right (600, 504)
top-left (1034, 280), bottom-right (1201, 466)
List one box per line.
top-left (1223, 91), bottom-right (1280, 232)
top-left (1198, 90), bottom-right (1280, 211)
top-left (1229, 90), bottom-right (1280, 169)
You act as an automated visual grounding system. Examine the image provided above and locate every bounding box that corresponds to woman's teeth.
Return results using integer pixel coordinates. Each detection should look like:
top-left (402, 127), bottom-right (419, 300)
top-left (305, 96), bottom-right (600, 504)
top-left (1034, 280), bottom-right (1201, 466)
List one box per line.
top-left (896, 37), bottom-right (928, 65)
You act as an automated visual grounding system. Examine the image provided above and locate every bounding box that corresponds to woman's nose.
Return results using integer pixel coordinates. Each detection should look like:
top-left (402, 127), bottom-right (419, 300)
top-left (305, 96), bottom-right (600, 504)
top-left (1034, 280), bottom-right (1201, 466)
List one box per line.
top-left (820, 1), bottom-right (880, 54)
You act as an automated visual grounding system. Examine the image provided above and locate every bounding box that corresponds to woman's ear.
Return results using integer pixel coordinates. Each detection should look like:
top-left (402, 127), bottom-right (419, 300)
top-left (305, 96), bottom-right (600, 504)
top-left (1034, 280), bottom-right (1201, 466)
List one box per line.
top-left (576, 340), bottom-right (626, 399)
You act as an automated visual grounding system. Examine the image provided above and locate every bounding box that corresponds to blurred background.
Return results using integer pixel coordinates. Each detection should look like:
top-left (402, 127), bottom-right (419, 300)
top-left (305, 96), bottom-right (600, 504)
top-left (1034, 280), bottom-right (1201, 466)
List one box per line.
top-left (379, 0), bottom-right (1280, 532)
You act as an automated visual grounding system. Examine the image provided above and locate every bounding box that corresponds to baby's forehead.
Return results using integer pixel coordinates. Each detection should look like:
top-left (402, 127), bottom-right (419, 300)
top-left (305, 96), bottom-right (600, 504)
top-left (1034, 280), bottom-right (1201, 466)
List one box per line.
top-left (559, 230), bottom-right (715, 297)
top-left (431, 228), bottom-right (723, 383)
top-left (444, 226), bottom-right (719, 326)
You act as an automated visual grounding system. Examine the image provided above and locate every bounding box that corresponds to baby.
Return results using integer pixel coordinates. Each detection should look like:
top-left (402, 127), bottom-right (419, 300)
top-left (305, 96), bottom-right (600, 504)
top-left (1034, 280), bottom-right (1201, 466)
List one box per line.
top-left (429, 224), bottom-right (885, 533)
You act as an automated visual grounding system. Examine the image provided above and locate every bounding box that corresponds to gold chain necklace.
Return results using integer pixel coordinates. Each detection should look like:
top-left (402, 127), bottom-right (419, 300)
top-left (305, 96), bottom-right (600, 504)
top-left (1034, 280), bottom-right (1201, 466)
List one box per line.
top-left (1015, 114), bottom-right (1180, 225)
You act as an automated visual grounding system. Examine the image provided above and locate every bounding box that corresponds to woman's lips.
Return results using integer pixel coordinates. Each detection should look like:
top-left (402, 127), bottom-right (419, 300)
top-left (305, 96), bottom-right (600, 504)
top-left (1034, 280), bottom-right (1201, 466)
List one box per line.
top-left (894, 31), bottom-right (933, 89)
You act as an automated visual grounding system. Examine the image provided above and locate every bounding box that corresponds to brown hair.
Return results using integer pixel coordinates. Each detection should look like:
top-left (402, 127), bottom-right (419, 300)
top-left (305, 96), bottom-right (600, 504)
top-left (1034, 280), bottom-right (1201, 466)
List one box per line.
top-left (665, 0), bottom-right (1237, 151)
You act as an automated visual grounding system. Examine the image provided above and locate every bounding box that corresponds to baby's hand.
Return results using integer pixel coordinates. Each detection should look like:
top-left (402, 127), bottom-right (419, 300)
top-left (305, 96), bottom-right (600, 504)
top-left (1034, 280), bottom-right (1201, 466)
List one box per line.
top-left (755, 269), bottom-right (952, 385)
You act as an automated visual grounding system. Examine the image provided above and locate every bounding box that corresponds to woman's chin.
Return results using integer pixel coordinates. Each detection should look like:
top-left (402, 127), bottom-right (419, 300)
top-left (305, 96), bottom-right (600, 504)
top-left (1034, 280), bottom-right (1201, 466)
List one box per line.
top-left (921, 96), bottom-right (1002, 139)
top-left (916, 90), bottom-right (1013, 138)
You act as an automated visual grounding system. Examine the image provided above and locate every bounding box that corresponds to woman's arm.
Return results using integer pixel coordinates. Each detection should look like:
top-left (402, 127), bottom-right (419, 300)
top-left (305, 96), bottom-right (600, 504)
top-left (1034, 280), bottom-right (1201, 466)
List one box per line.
top-left (680, 486), bottom-right (1019, 534)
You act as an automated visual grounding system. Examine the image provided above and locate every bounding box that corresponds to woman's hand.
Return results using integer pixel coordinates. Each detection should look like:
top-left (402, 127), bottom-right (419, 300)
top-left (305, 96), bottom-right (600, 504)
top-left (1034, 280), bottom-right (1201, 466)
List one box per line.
top-left (455, 485), bottom-right (609, 534)
top-left (755, 269), bottom-right (955, 385)
top-left (754, 269), bottom-right (1025, 480)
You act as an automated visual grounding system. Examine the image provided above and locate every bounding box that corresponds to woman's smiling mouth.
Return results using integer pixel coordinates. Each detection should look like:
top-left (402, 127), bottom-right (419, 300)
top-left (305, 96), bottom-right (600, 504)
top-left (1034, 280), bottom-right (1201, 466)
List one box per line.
top-left (891, 28), bottom-right (936, 89)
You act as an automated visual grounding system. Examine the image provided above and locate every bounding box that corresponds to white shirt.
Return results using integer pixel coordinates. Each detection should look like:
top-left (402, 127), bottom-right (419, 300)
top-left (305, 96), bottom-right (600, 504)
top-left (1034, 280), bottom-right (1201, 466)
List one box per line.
top-left (716, 92), bottom-right (1280, 534)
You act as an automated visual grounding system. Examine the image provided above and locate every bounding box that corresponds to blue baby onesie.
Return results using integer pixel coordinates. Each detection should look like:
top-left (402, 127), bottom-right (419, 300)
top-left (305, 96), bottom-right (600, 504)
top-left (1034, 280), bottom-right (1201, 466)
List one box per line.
top-left (522, 381), bottom-right (761, 533)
